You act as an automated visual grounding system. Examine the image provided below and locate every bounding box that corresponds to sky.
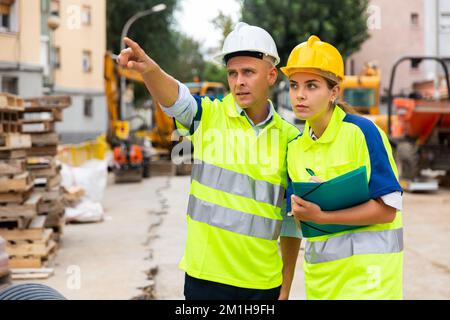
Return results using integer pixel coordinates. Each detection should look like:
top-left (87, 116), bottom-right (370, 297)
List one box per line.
top-left (173, 0), bottom-right (242, 57)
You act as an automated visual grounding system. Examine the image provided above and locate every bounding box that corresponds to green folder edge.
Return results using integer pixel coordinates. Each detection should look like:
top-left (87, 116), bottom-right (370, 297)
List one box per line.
top-left (292, 166), bottom-right (370, 238)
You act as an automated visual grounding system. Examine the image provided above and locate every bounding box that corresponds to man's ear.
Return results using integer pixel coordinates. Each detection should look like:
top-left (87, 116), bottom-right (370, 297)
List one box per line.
top-left (268, 67), bottom-right (278, 86)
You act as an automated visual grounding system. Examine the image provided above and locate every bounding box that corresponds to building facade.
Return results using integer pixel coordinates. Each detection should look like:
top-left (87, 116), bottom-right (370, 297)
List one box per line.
top-left (0, 0), bottom-right (107, 143)
top-left (348, 0), bottom-right (450, 97)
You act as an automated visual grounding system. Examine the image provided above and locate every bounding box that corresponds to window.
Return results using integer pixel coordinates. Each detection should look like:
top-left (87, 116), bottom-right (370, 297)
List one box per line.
top-left (50, 0), bottom-right (60, 16)
top-left (54, 47), bottom-right (61, 69)
top-left (343, 88), bottom-right (376, 108)
top-left (83, 98), bottom-right (93, 117)
top-left (82, 50), bottom-right (92, 73)
top-left (410, 13), bottom-right (419, 26)
top-left (441, 13), bottom-right (450, 32)
top-left (0, 0), bottom-right (15, 32)
top-left (1, 76), bottom-right (18, 95)
top-left (81, 5), bottom-right (91, 26)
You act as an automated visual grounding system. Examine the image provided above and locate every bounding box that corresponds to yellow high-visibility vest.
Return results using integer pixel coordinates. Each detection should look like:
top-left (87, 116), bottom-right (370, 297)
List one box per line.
top-left (177, 93), bottom-right (299, 289)
top-left (287, 106), bottom-right (403, 299)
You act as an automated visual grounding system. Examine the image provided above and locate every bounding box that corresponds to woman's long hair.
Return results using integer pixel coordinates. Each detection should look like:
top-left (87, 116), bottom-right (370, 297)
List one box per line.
top-left (324, 78), bottom-right (358, 114)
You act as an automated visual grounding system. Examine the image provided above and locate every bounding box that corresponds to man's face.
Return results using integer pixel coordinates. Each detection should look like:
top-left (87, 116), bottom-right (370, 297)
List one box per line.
top-left (226, 56), bottom-right (277, 109)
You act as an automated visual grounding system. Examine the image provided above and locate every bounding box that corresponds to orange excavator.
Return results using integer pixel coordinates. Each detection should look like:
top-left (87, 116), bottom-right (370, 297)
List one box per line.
top-left (387, 56), bottom-right (450, 191)
top-left (104, 52), bottom-right (174, 182)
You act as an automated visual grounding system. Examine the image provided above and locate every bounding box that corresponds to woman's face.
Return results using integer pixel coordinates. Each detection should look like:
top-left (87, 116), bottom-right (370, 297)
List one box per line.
top-left (289, 72), bottom-right (337, 121)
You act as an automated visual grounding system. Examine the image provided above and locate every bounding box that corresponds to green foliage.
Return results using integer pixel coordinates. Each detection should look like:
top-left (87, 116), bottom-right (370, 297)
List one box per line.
top-left (202, 62), bottom-right (228, 88)
top-left (241, 0), bottom-right (370, 65)
top-left (107, 0), bottom-right (179, 74)
top-left (211, 11), bottom-right (235, 49)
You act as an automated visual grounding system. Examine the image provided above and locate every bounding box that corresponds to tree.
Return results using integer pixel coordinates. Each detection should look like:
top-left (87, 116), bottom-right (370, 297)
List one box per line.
top-left (171, 32), bottom-right (206, 83)
top-left (107, 0), bottom-right (208, 106)
top-left (107, 0), bottom-right (179, 75)
top-left (202, 62), bottom-right (228, 87)
top-left (211, 11), bottom-right (235, 49)
top-left (241, 0), bottom-right (370, 66)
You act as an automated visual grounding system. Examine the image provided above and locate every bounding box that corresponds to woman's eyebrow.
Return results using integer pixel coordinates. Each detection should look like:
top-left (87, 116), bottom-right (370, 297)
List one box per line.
top-left (305, 79), bottom-right (320, 83)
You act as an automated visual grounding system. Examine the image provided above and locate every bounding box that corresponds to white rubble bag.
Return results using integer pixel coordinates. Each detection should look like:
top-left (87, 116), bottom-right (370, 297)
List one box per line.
top-left (60, 160), bottom-right (108, 223)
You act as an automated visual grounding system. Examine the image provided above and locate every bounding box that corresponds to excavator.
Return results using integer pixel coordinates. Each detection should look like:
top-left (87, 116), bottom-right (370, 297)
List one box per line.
top-left (386, 56), bottom-right (450, 191)
top-left (104, 52), bottom-right (226, 182)
top-left (341, 62), bottom-right (381, 115)
top-left (104, 52), bottom-right (153, 182)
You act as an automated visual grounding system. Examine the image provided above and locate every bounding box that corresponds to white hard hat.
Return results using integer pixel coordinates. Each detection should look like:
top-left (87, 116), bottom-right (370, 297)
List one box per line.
top-left (214, 22), bottom-right (280, 66)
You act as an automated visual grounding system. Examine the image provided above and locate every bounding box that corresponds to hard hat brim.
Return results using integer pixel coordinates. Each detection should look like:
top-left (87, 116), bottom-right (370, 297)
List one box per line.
top-left (281, 67), bottom-right (343, 83)
top-left (213, 50), bottom-right (280, 66)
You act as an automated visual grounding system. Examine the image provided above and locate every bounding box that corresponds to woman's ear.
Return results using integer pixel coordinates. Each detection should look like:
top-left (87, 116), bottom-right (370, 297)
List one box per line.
top-left (331, 84), bottom-right (341, 102)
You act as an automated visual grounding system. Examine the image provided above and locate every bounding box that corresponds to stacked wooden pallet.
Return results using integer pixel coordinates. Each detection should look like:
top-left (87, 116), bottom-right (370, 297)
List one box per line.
top-left (23, 96), bottom-right (71, 242)
top-left (0, 93), bottom-right (51, 270)
top-left (0, 94), bottom-right (71, 272)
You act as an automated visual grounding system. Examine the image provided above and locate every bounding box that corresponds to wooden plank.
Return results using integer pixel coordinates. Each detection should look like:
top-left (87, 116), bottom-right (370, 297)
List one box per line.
top-left (0, 185), bottom-right (33, 204)
top-left (0, 172), bottom-right (32, 193)
top-left (0, 216), bottom-right (46, 241)
top-left (0, 159), bottom-right (26, 176)
top-left (6, 230), bottom-right (53, 256)
top-left (0, 149), bottom-right (27, 159)
top-left (11, 272), bottom-right (53, 280)
top-left (24, 96), bottom-right (71, 110)
top-left (11, 268), bottom-right (54, 274)
top-left (8, 257), bottom-right (42, 268)
top-left (0, 193), bottom-right (40, 218)
top-left (0, 93), bottom-right (24, 111)
top-left (30, 132), bottom-right (59, 146)
top-left (26, 145), bottom-right (58, 157)
top-left (0, 134), bottom-right (31, 151)
top-left (11, 267), bottom-right (54, 280)
top-left (63, 186), bottom-right (84, 203)
top-left (28, 164), bottom-right (60, 178)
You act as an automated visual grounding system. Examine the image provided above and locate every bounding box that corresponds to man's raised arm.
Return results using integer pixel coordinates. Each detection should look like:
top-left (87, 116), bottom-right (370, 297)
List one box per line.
top-left (117, 37), bottom-right (179, 108)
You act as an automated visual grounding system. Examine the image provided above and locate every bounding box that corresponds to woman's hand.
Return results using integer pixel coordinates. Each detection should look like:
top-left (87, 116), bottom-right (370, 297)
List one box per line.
top-left (291, 195), bottom-right (327, 224)
top-left (309, 176), bottom-right (324, 183)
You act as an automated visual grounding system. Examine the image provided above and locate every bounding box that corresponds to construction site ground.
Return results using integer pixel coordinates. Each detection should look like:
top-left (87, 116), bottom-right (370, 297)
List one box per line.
top-left (11, 173), bottom-right (450, 300)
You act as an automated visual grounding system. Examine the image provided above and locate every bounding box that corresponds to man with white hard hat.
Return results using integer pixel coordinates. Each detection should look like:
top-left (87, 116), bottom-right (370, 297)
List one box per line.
top-left (117, 22), bottom-right (301, 300)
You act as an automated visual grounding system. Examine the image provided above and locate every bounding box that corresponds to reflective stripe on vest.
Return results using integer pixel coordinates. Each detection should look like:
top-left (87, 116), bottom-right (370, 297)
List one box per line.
top-left (305, 228), bottom-right (403, 264)
top-left (191, 160), bottom-right (285, 208)
top-left (187, 195), bottom-right (282, 240)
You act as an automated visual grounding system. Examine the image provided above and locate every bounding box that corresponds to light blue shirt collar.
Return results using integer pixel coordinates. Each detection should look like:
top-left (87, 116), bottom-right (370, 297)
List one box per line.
top-left (235, 101), bottom-right (274, 128)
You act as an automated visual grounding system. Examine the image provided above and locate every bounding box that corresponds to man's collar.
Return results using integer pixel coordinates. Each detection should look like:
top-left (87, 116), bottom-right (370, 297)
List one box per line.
top-left (235, 102), bottom-right (274, 127)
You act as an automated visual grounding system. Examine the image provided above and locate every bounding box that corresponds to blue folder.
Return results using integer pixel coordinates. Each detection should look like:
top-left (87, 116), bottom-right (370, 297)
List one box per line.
top-left (292, 166), bottom-right (370, 238)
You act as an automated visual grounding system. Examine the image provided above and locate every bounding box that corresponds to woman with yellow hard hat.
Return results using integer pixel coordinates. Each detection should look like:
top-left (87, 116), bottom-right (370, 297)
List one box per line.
top-left (281, 36), bottom-right (404, 299)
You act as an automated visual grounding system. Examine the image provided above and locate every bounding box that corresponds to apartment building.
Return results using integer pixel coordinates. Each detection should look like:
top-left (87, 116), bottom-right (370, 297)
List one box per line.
top-left (348, 0), bottom-right (450, 96)
top-left (0, 0), bottom-right (107, 143)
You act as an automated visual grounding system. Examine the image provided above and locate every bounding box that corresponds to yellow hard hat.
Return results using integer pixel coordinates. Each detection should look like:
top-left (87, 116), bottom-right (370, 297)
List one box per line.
top-left (280, 35), bottom-right (344, 82)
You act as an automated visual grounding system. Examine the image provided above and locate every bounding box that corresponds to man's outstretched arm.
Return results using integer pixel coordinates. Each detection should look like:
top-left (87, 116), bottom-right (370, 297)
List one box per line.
top-left (117, 37), bottom-right (179, 107)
